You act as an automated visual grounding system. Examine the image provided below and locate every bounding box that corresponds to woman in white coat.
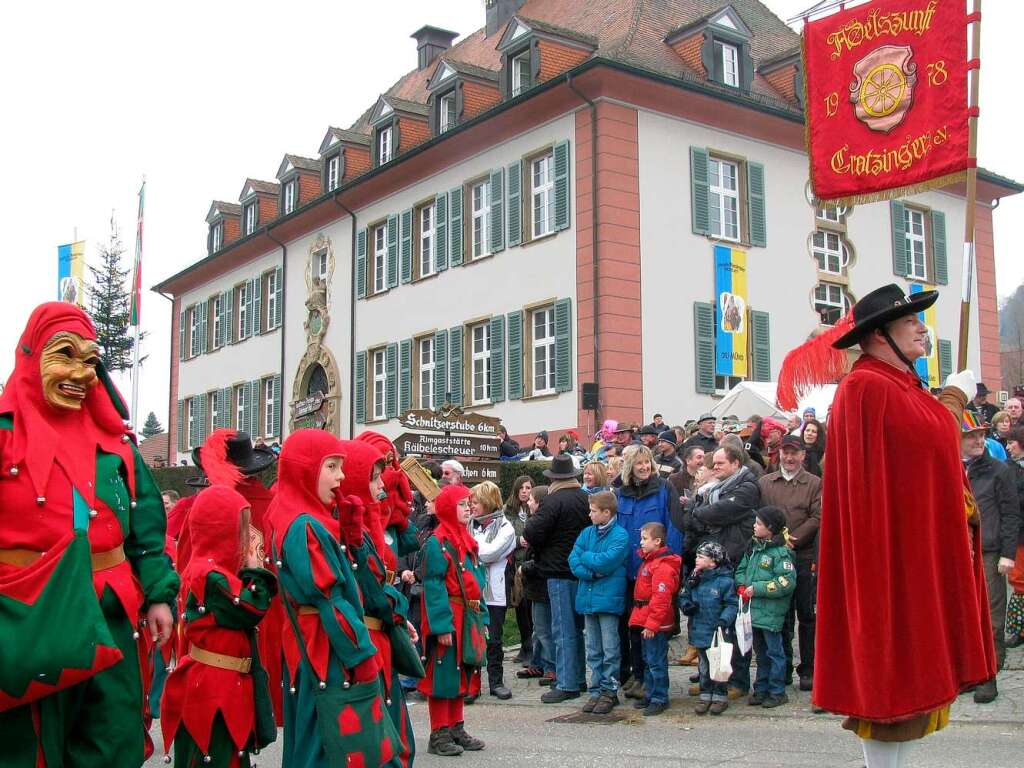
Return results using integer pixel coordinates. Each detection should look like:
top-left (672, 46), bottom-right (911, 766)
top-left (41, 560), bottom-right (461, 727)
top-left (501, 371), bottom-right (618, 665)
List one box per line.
top-left (470, 480), bottom-right (517, 701)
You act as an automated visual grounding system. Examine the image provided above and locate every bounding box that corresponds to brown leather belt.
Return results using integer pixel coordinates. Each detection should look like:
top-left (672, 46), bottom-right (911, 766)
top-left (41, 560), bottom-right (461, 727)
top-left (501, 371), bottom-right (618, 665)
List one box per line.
top-left (297, 604), bottom-right (384, 631)
top-left (0, 544), bottom-right (125, 572)
top-left (455, 597), bottom-right (481, 611)
top-left (385, 569), bottom-right (396, 584)
top-left (190, 645), bottom-right (252, 673)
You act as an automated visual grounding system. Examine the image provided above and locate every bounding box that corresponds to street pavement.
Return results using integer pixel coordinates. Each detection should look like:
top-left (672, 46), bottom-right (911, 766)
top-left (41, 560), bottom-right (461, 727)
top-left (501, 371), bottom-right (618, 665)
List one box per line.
top-left (146, 641), bottom-right (1023, 766)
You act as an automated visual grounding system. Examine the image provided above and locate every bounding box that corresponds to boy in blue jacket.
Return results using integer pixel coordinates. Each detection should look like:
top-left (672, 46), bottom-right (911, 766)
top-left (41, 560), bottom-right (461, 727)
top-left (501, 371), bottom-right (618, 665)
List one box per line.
top-left (569, 491), bottom-right (630, 715)
top-left (680, 541), bottom-right (738, 716)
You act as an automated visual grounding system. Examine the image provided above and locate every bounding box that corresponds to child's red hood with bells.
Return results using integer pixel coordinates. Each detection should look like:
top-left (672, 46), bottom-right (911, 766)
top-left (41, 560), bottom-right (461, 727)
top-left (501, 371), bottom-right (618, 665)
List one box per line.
top-left (355, 430), bottom-right (413, 530)
top-left (338, 439), bottom-right (391, 568)
top-left (182, 485), bottom-right (249, 606)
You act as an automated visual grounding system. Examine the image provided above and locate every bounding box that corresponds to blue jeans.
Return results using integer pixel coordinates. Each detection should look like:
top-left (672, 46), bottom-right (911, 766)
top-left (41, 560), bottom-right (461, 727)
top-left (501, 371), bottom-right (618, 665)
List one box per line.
top-left (697, 648), bottom-right (728, 702)
top-left (641, 632), bottom-right (669, 705)
top-left (752, 628), bottom-right (787, 696)
top-left (547, 578), bottom-right (586, 692)
top-left (583, 613), bottom-right (621, 695)
top-left (531, 600), bottom-right (555, 674)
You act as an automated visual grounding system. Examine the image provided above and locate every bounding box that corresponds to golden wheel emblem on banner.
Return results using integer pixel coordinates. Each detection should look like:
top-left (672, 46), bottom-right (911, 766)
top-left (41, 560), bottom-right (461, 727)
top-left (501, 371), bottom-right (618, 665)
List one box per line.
top-left (849, 45), bottom-right (917, 133)
top-left (859, 63), bottom-right (907, 118)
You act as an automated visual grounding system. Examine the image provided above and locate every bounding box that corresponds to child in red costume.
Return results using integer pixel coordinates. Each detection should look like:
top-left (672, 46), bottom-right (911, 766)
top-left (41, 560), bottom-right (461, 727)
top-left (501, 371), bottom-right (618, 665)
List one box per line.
top-left (628, 522), bottom-right (680, 717)
top-left (160, 485), bottom-right (277, 767)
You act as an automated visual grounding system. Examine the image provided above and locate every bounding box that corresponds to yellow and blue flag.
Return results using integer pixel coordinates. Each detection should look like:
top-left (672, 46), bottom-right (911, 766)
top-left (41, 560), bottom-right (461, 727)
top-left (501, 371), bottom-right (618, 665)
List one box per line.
top-left (57, 240), bottom-right (86, 307)
top-left (714, 244), bottom-right (748, 378)
top-left (910, 283), bottom-right (939, 388)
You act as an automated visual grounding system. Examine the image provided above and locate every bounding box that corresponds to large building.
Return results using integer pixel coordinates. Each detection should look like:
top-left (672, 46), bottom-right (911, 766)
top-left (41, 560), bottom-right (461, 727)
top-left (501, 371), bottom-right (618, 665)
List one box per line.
top-left (155, 0), bottom-right (1021, 463)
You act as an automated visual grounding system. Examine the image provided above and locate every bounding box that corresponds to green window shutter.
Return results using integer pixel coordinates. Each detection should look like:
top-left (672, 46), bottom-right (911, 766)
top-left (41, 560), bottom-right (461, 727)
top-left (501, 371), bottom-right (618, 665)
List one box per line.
top-left (747, 161), bottom-right (767, 247)
top-left (435, 193), bottom-right (448, 272)
top-left (386, 214), bottom-right (399, 288)
top-left (176, 400), bottom-right (185, 452)
top-left (448, 326), bottom-right (464, 407)
top-left (507, 160), bottom-right (522, 247)
top-left (489, 167), bottom-right (505, 254)
top-left (249, 380), bottom-right (261, 436)
top-left (198, 301), bottom-right (208, 354)
top-left (694, 302), bottom-right (716, 394)
top-left (252, 278), bottom-right (262, 335)
top-left (271, 376), bottom-right (282, 437)
top-left (890, 200), bottom-right (908, 277)
top-left (274, 267), bottom-right (283, 328)
top-left (690, 146), bottom-right (711, 236)
top-left (553, 139), bottom-right (571, 232)
top-left (354, 351), bottom-right (367, 424)
top-left (931, 210), bottom-right (948, 285)
top-left (224, 290), bottom-right (234, 344)
top-left (178, 311), bottom-right (186, 360)
top-left (400, 209), bottom-right (413, 283)
top-left (196, 394), bottom-right (206, 444)
top-left (433, 330), bottom-right (448, 408)
top-left (554, 299), bottom-right (573, 393)
top-left (449, 187), bottom-right (464, 266)
top-left (507, 310), bottom-right (523, 400)
top-left (399, 339), bottom-right (412, 414)
top-left (938, 338), bottom-right (953, 382)
top-left (355, 228), bottom-right (367, 299)
top-left (750, 310), bottom-right (771, 382)
top-left (385, 342), bottom-right (398, 418)
top-left (489, 315), bottom-right (506, 403)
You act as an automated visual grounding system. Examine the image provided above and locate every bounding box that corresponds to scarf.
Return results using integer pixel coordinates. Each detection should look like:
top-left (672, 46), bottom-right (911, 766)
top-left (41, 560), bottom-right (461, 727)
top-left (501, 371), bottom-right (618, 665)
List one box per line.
top-left (472, 510), bottom-right (505, 543)
top-left (434, 484), bottom-right (476, 561)
top-left (701, 465), bottom-right (752, 504)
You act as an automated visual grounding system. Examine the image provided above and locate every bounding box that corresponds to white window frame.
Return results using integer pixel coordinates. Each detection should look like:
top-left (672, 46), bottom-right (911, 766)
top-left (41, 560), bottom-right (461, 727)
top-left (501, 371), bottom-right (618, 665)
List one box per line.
top-left (709, 157), bottom-right (740, 241)
top-left (211, 295), bottom-right (223, 349)
top-left (511, 51), bottom-right (530, 97)
top-left (373, 224), bottom-right (387, 294)
top-left (439, 92), bottom-right (456, 133)
top-left (471, 180), bottom-right (491, 259)
top-left (814, 282), bottom-right (851, 326)
top-left (313, 249), bottom-right (328, 282)
top-left (715, 374), bottom-right (744, 396)
top-left (209, 391), bottom-right (219, 431)
top-left (327, 155), bottom-right (340, 191)
top-left (531, 307), bottom-right (556, 395)
top-left (189, 307), bottom-right (200, 358)
top-left (418, 337), bottom-right (434, 410)
top-left (237, 283), bottom-right (248, 340)
top-left (211, 222), bottom-right (223, 252)
top-left (244, 202), bottom-right (257, 235)
top-left (419, 204), bottom-right (435, 277)
top-left (816, 205), bottom-right (847, 223)
top-left (264, 379), bottom-right (276, 438)
top-left (904, 208), bottom-right (927, 280)
top-left (531, 153), bottom-right (555, 239)
top-left (470, 323), bottom-right (491, 406)
top-left (372, 349), bottom-right (387, 421)
top-left (283, 179), bottom-right (297, 214)
top-left (235, 384), bottom-right (247, 430)
top-left (266, 271), bottom-right (278, 329)
top-left (186, 398), bottom-right (195, 449)
top-left (378, 125), bottom-right (393, 165)
top-left (812, 229), bottom-right (848, 275)
top-left (720, 42), bottom-right (739, 88)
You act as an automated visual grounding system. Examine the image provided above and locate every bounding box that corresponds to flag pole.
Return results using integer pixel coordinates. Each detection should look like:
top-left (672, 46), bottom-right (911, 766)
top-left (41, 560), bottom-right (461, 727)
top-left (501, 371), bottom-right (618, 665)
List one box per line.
top-left (957, 0), bottom-right (982, 371)
top-left (130, 178), bottom-right (145, 428)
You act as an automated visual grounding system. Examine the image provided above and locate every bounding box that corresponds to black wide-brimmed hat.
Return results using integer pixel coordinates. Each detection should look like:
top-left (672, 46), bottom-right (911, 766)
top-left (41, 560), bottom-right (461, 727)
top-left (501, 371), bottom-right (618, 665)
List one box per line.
top-left (832, 283), bottom-right (937, 350)
top-left (542, 454), bottom-right (581, 480)
top-left (188, 431), bottom-right (277, 487)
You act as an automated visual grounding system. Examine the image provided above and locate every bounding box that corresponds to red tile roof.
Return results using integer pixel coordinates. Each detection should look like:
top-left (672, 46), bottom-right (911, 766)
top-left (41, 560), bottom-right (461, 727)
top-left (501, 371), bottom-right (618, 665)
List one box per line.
top-left (138, 433), bottom-right (170, 468)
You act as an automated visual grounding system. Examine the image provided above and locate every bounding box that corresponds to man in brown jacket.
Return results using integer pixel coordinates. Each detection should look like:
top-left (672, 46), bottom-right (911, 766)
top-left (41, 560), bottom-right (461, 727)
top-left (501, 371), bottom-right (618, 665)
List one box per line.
top-left (758, 434), bottom-right (822, 692)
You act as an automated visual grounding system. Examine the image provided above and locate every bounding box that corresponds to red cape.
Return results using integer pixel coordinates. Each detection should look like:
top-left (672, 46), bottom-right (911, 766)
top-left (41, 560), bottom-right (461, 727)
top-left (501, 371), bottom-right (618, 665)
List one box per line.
top-left (813, 356), bottom-right (996, 722)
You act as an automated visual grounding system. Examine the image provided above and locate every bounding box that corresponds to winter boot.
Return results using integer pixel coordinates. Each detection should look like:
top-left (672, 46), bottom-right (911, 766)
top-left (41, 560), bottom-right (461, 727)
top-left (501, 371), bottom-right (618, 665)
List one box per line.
top-left (450, 721), bottom-right (485, 751)
top-left (973, 678), bottom-right (998, 704)
top-left (428, 728), bottom-right (464, 757)
top-left (675, 645), bottom-right (699, 666)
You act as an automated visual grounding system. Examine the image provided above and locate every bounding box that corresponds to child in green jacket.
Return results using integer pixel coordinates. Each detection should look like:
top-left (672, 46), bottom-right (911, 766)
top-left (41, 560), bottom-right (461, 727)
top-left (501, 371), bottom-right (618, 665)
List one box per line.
top-left (735, 506), bottom-right (795, 708)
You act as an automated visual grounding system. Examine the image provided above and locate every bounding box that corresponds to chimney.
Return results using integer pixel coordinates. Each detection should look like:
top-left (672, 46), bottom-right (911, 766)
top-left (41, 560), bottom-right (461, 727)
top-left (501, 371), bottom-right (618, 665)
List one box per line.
top-left (485, 0), bottom-right (527, 37)
top-left (411, 26), bottom-right (458, 71)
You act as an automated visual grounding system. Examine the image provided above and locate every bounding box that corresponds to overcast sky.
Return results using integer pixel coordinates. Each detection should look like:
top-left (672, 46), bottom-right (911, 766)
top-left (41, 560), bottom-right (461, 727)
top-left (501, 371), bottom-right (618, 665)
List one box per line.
top-left (1, 0), bottom-right (1019, 427)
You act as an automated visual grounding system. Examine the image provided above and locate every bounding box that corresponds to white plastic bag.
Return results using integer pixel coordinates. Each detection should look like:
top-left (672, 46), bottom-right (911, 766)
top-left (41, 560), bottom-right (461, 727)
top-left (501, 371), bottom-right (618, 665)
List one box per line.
top-left (735, 599), bottom-right (753, 656)
top-left (707, 627), bottom-right (734, 682)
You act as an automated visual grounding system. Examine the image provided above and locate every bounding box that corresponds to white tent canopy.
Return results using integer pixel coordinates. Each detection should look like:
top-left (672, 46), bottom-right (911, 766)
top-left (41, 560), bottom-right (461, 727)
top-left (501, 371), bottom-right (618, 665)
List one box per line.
top-left (709, 381), bottom-right (838, 421)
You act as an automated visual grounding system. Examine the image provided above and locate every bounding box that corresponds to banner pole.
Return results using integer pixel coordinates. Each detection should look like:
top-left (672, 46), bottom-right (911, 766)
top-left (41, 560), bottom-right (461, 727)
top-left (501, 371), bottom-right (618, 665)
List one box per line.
top-left (957, 0), bottom-right (982, 371)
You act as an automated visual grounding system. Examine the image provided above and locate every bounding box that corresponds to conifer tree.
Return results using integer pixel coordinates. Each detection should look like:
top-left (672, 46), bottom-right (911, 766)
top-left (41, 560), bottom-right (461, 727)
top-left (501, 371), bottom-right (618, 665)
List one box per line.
top-left (87, 218), bottom-right (134, 371)
top-left (142, 411), bottom-right (163, 438)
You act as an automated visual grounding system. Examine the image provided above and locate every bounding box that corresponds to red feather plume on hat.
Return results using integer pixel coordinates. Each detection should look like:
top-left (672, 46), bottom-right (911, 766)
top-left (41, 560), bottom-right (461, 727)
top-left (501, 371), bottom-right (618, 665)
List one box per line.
top-left (776, 313), bottom-right (855, 411)
top-left (198, 429), bottom-right (243, 488)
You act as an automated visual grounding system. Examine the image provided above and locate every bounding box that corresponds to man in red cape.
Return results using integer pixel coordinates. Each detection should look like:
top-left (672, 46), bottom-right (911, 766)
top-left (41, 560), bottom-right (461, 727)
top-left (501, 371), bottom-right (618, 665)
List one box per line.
top-left (810, 284), bottom-right (995, 767)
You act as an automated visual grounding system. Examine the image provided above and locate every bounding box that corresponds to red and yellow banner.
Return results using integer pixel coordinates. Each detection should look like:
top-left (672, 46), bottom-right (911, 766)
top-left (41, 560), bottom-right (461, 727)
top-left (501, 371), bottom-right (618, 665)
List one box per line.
top-left (803, 0), bottom-right (971, 204)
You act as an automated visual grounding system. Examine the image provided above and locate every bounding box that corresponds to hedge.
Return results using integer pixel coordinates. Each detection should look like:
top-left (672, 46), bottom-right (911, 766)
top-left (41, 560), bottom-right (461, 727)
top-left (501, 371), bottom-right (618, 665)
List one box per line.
top-left (148, 461), bottom-right (559, 502)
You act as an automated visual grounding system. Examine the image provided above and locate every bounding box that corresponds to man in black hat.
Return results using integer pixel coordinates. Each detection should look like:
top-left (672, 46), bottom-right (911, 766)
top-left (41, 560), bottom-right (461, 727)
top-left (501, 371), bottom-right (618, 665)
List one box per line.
top-left (682, 414), bottom-right (718, 455)
top-left (654, 431), bottom-right (683, 477)
top-left (638, 423), bottom-right (660, 449)
top-left (966, 382), bottom-right (1000, 424)
top-left (523, 455), bottom-right (591, 703)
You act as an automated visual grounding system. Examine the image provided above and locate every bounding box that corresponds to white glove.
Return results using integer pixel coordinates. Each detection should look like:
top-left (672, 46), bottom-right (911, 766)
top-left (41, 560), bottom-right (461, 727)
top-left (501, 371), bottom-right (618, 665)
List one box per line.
top-left (944, 369), bottom-right (977, 401)
top-left (998, 558), bottom-right (1015, 575)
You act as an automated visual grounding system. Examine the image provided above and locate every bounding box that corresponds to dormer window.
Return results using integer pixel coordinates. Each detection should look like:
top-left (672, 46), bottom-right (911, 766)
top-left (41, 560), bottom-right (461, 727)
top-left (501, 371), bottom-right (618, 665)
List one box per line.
top-left (243, 201), bottom-right (258, 235)
top-left (326, 155), bottom-right (340, 191)
top-left (718, 41), bottom-right (739, 88)
top-left (511, 51), bottom-right (531, 96)
top-left (282, 179), bottom-right (297, 215)
top-left (439, 92), bottom-right (457, 133)
top-left (667, 5), bottom-right (754, 92)
top-left (377, 125), bottom-right (393, 165)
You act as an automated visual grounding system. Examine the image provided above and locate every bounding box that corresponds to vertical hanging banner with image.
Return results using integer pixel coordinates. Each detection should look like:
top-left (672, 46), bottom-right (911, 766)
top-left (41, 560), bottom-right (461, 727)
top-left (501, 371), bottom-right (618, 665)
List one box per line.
top-left (714, 244), bottom-right (748, 379)
top-left (56, 241), bottom-right (86, 307)
top-left (803, 0), bottom-right (971, 204)
top-left (910, 282), bottom-right (939, 387)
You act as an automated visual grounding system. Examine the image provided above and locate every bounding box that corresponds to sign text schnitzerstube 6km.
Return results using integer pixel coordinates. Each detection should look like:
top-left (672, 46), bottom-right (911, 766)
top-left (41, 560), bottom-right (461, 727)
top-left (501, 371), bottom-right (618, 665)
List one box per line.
top-left (397, 410), bottom-right (501, 437)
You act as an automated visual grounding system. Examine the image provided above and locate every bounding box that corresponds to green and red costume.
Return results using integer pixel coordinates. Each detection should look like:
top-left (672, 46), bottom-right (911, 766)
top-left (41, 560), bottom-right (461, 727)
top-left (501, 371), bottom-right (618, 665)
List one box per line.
top-left (266, 430), bottom-right (398, 768)
top-left (160, 485), bottom-right (277, 767)
top-left (417, 484), bottom-right (488, 730)
top-left (0, 303), bottom-right (179, 767)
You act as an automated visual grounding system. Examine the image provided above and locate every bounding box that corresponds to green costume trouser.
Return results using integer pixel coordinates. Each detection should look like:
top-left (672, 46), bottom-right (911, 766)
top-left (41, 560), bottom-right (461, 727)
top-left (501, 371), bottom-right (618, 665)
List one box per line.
top-left (171, 713), bottom-right (251, 768)
top-left (0, 589), bottom-right (145, 768)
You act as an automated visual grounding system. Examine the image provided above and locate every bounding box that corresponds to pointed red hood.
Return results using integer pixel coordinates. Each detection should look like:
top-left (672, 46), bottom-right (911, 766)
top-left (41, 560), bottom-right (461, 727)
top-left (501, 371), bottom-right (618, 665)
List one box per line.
top-left (355, 430), bottom-right (413, 530)
top-left (338, 439), bottom-right (389, 564)
top-left (434, 484), bottom-right (476, 561)
top-left (182, 485), bottom-right (249, 604)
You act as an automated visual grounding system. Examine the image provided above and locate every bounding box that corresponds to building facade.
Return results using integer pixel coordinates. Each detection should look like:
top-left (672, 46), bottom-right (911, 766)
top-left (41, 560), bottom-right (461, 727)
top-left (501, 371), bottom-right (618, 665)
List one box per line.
top-left (155, 0), bottom-right (1021, 463)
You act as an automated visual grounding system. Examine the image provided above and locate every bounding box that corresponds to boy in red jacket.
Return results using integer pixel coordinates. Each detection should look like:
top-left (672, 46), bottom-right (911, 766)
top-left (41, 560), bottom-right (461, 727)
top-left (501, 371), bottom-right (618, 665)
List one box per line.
top-left (628, 522), bottom-right (681, 716)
